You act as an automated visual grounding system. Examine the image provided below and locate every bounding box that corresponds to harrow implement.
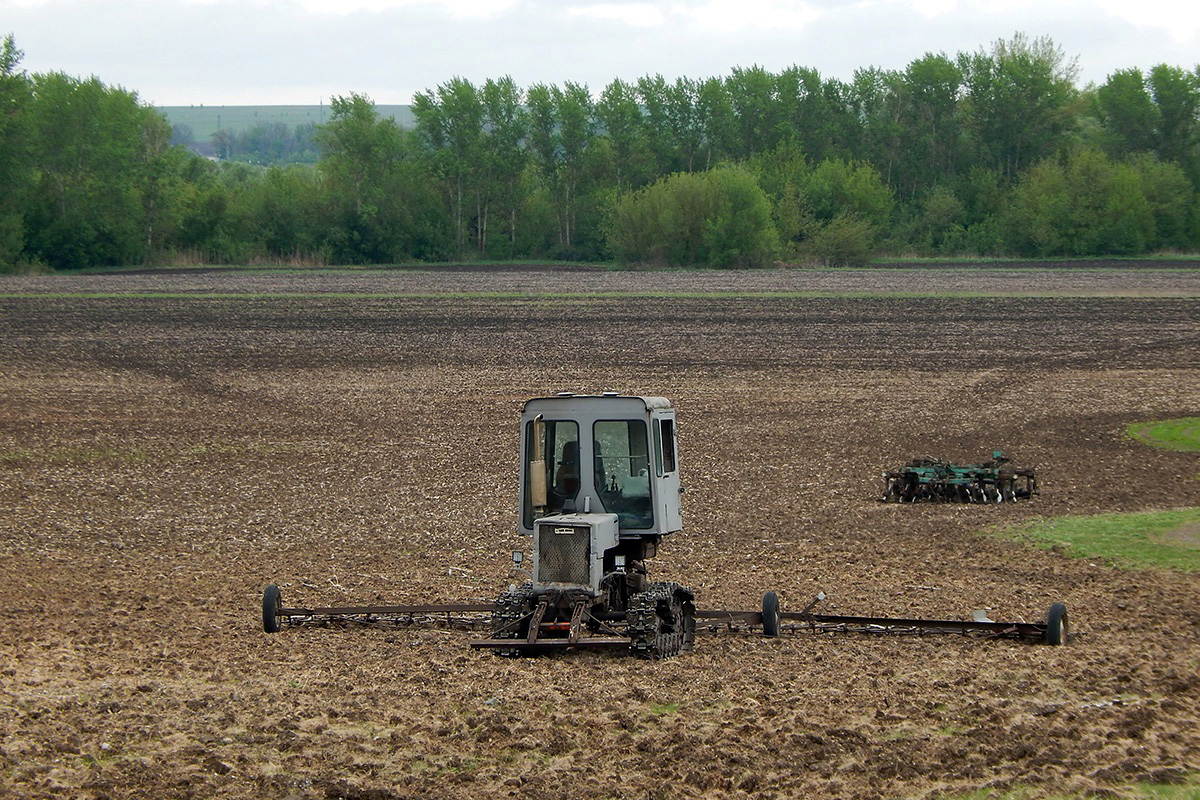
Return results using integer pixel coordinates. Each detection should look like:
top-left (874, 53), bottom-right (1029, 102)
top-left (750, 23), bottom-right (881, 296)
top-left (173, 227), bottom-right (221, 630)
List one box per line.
top-left (700, 592), bottom-right (1069, 645)
top-left (262, 585), bottom-right (1070, 648)
top-left (882, 450), bottom-right (1038, 504)
top-left (260, 585), bottom-right (492, 633)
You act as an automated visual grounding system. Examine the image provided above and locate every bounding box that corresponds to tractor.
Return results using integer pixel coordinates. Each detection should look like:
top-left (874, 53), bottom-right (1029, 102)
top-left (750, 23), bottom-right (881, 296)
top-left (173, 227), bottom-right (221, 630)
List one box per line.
top-left (471, 393), bottom-right (696, 658)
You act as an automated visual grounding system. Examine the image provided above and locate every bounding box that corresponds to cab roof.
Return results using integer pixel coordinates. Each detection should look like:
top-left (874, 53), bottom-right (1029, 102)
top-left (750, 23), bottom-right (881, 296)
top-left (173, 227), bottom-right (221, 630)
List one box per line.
top-left (521, 393), bottom-right (673, 412)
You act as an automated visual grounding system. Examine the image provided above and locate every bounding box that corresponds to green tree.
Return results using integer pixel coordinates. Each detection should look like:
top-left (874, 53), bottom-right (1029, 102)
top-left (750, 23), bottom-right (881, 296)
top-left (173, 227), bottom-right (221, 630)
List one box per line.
top-left (725, 65), bottom-right (783, 159)
top-left (847, 67), bottom-right (905, 187)
top-left (1148, 64), bottom-right (1199, 181)
top-left (918, 183), bottom-right (967, 253)
top-left (317, 93), bottom-right (446, 262)
top-left (138, 111), bottom-right (187, 263)
top-left (804, 158), bottom-right (893, 227)
top-left (0, 35), bottom-right (32, 269)
top-left (24, 72), bottom-right (168, 268)
top-left (595, 77), bottom-right (646, 193)
top-left (1128, 153), bottom-right (1196, 249)
top-left (479, 76), bottom-right (528, 257)
top-left (806, 213), bottom-right (876, 266)
top-left (666, 77), bottom-right (703, 172)
top-left (1004, 148), bottom-right (1156, 256)
top-left (960, 34), bottom-right (1078, 180)
top-left (746, 142), bottom-right (817, 258)
top-left (1097, 68), bottom-right (1159, 156)
top-left (412, 77), bottom-right (484, 256)
top-left (776, 66), bottom-right (842, 162)
top-left (636, 74), bottom-right (677, 174)
top-left (702, 167), bottom-right (780, 267)
top-left (245, 166), bottom-right (326, 260)
top-left (896, 53), bottom-right (965, 198)
top-left (696, 76), bottom-right (737, 169)
top-left (526, 82), bottom-right (594, 253)
top-left (173, 159), bottom-right (241, 262)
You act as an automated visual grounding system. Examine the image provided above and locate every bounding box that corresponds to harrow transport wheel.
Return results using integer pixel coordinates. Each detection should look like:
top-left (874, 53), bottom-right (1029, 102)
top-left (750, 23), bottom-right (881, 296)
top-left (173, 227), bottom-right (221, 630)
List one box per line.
top-left (1045, 602), bottom-right (1069, 646)
top-left (762, 591), bottom-right (781, 638)
top-left (262, 584), bottom-right (282, 633)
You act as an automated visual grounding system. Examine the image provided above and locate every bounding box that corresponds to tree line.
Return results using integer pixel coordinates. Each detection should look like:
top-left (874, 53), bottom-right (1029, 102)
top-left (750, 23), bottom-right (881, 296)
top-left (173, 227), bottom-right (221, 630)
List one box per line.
top-left (1, 32), bottom-right (1198, 271)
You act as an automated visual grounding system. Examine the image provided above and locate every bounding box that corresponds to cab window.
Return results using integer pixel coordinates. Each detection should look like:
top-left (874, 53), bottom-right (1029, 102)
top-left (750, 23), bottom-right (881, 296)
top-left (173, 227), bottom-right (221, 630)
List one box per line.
top-left (523, 419), bottom-right (579, 526)
top-left (593, 420), bottom-right (653, 529)
top-left (658, 418), bottom-right (676, 474)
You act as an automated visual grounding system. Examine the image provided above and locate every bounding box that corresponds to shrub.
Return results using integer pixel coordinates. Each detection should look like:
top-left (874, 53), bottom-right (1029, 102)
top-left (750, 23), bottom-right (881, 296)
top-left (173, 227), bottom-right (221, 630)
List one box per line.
top-left (805, 213), bottom-right (876, 266)
top-left (609, 167), bottom-right (778, 268)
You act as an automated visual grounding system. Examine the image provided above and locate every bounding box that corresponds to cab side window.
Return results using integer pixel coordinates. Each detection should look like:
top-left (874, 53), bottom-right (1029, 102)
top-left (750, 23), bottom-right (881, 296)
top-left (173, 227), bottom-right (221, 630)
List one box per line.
top-left (523, 419), bottom-right (579, 526)
top-left (653, 418), bottom-right (677, 476)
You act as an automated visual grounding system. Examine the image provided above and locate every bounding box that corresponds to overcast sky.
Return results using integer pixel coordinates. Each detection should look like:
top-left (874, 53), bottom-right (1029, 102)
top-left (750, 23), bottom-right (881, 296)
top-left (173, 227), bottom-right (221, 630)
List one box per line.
top-left (4, 0), bottom-right (1198, 106)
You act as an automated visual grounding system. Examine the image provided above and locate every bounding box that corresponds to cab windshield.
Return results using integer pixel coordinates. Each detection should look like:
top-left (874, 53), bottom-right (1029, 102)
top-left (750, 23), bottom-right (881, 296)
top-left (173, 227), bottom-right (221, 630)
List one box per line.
top-left (594, 419), bottom-right (654, 529)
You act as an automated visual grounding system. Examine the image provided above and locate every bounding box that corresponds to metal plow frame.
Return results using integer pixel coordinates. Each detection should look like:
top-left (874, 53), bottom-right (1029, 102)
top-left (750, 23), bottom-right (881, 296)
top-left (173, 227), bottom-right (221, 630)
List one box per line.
top-left (696, 610), bottom-right (1052, 643)
top-left (263, 585), bottom-right (1070, 648)
top-left (261, 585), bottom-right (493, 633)
top-left (470, 592), bottom-right (634, 653)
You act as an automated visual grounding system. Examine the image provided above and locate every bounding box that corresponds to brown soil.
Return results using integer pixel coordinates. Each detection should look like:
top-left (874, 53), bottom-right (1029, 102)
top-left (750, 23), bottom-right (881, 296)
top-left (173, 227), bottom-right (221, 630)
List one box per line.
top-left (1156, 522), bottom-right (1200, 549)
top-left (1, 268), bottom-right (1198, 799)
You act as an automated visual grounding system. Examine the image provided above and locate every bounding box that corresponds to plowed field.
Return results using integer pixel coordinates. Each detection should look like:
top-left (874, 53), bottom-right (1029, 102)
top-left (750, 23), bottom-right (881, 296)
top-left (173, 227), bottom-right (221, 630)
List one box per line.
top-left (1, 266), bottom-right (1199, 799)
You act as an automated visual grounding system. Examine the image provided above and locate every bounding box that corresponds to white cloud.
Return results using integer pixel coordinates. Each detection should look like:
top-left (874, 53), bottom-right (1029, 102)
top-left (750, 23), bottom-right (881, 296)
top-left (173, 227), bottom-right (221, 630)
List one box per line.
top-left (567, 3), bottom-right (666, 27)
top-left (1094, 0), bottom-right (1200, 42)
top-left (138, 0), bottom-right (520, 16)
top-left (288, 0), bottom-right (518, 15)
top-left (683, 0), bottom-right (820, 31)
top-left (910, 0), bottom-right (957, 16)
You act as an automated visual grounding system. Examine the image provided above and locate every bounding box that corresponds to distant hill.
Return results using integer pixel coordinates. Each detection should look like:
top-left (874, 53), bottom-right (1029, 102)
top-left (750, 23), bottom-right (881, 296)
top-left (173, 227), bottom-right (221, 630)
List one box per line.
top-left (157, 104), bottom-right (416, 140)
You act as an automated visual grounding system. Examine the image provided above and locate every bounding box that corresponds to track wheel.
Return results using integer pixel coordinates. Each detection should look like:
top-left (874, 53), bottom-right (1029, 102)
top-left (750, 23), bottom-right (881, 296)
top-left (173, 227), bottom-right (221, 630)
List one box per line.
top-left (629, 583), bottom-right (693, 659)
top-left (490, 584), bottom-right (534, 658)
top-left (262, 584), bottom-right (282, 633)
top-left (1045, 602), bottom-right (1069, 646)
top-left (762, 591), bottom-right (781, 638)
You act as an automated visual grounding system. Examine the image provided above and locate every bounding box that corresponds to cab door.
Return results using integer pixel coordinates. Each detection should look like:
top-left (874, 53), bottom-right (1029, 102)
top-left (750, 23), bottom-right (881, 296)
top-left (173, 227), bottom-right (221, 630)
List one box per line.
top-left (651, 411), bottom-right (682, 532)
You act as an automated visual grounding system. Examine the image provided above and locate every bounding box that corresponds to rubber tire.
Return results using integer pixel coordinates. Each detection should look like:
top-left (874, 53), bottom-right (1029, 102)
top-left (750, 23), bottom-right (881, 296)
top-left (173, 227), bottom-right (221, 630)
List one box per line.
top-left (762, 591), bottom-right (781, 638)
top-left (262, 584), bottom-right (282, 633)
top-left (1045, 602), bottom-right (1068, 646)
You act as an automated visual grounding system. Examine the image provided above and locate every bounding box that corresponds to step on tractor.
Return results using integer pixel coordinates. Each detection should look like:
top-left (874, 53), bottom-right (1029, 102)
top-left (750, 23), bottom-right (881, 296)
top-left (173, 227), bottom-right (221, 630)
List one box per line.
top-left (882, 451), bottom-right (1038, 504)
top-left (262, 394), bottom-right (1071, 655)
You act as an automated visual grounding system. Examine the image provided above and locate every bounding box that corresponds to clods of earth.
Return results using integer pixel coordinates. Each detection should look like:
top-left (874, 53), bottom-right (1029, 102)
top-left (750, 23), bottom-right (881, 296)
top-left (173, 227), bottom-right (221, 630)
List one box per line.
top-left (1, 266), bottom-right (1198, 799)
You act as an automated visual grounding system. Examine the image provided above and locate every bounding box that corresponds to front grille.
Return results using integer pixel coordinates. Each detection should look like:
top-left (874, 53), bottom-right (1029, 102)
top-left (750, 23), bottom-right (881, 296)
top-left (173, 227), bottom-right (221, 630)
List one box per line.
top-left (537, 524), bottom-right (590, 585)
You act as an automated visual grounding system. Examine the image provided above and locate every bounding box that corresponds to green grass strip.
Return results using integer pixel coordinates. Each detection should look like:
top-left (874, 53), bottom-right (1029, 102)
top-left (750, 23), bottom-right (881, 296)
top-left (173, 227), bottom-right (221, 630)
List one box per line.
top-left (1127, 418), bottom-right (1200, 452)
top-left (996, 508), bottom-right (1200, 572)
top-left (941, 774), bottom-right (1200, 799)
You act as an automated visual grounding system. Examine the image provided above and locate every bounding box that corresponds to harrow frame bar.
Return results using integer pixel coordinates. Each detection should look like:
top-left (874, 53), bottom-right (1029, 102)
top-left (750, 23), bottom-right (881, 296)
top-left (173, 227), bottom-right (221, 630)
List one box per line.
top-left (264, 587), bottom-right (1065, 646)
top-left (694, 609), bottom-right (1048, 641)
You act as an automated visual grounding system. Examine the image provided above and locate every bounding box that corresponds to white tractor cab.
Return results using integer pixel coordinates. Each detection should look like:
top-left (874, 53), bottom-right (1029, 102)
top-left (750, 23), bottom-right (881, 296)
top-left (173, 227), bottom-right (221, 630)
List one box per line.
top-left (486, 393), bottom-right (693, 656)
